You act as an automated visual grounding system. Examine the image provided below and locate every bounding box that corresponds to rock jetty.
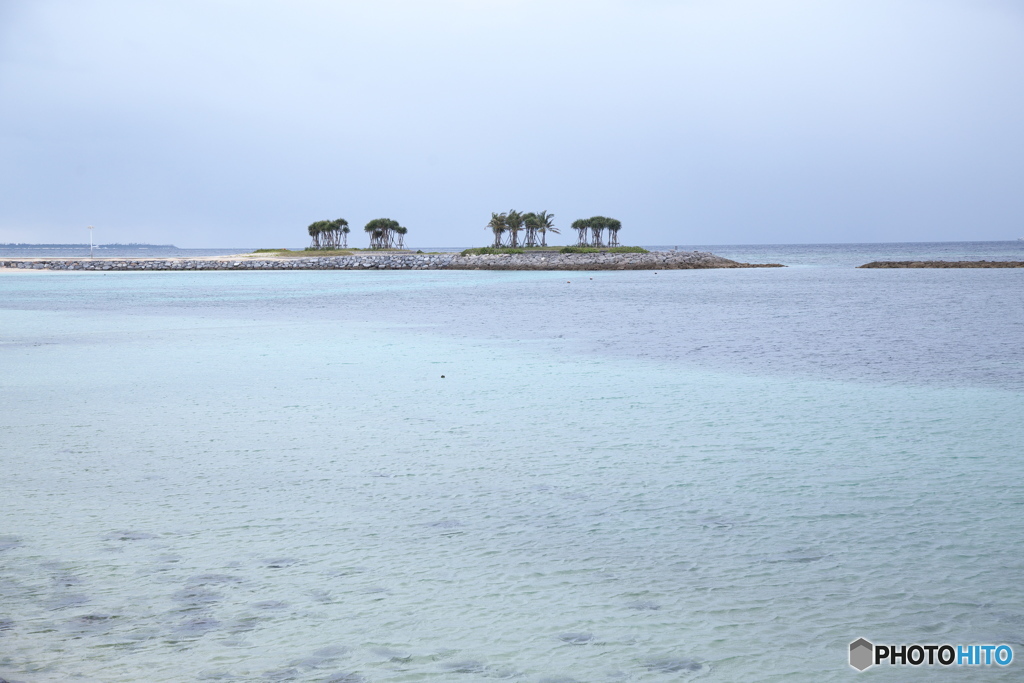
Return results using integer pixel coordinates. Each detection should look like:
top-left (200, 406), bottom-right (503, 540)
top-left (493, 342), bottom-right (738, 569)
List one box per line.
top-left (859, 260), bottom-right (1024, 268)
top-left (1, 251), bottom-right (782, 272)
top-left (450, 251), bottom-right (781, 270)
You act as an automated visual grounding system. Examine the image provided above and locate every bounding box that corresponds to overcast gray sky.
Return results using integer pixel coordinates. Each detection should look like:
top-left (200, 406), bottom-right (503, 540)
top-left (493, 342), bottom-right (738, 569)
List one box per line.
top-left (1, 0), bottom-right (1022, 247)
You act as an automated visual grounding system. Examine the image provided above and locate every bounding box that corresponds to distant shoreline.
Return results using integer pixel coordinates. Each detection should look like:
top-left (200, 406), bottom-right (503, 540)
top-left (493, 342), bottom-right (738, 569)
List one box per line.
top-left (0, 251), bottom-right (784, 272)
top-left (859, 260), bottom-right (1024, 268)
top-left (0, 243), bottom-right (179, 249)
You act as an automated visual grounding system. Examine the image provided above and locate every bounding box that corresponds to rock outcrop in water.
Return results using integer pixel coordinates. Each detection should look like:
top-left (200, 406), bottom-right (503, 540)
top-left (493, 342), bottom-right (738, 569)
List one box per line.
top-left (859, 260), bottom-right (1024, 268)
top-left (1, 251), bottom-right (783, 271)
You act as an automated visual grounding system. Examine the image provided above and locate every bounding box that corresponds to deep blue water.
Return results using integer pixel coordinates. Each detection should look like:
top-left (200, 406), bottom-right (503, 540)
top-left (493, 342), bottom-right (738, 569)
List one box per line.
top-left (1, 243), bottom-right (1022, 682)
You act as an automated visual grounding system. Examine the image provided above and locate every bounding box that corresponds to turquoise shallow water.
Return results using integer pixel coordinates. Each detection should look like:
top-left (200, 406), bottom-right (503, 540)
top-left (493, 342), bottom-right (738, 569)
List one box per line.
top-left (1, 266), bottom-right (1023, 682)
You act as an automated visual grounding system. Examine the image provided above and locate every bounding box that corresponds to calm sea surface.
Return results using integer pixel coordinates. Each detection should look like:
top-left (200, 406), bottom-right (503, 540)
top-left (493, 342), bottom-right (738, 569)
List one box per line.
top-left (1, 243), bottom-right (1023, 682)
top-left (6, 239), bottom-right (1023, 266)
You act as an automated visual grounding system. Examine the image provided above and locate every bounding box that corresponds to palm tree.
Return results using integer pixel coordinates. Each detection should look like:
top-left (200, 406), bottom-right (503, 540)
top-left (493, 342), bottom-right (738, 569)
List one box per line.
top-left (487, 212), bottom-right (508, 247)
top-left (571, 218), bottom-right (589, 246)
top-left (364, 218), bottom-right (388, 249)
top-left (363, 218), bottom-right (403, 249)
top-left (335, 218), bottom-right (351, 248)
top-left (312, 219), bottom-right (338, 249)
top-left (606, 218), bottom-right (621, 247)
top-left (395, 225), bottom-right (408, 249)
top-left (505, 210), bottom-right (524, 248)
top-left (308, 221), bottom-right (323, 249)
top-left (534, 210), bottom-right (556, 246)
top-left (307, 218), bottom-right (350, 249)
top-left (325, 220), bottom-right (338, 249)
top-left (522, 212), bottom-right (538, 247)
top-left (588, 216), bottom-right (607, 247)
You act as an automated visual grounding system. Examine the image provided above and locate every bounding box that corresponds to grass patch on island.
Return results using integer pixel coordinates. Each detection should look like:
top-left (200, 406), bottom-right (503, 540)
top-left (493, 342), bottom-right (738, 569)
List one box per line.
top-left (461, 247), bottom-right (524, 255)
top-left (250, 248), bottom-right (354, 257)
top-left (559, 246), bottom-right (649, 254)
top-left (460, 246), bottom-right (649, 256)
top-left (460, 246), bottom-right (566, 255)
top-left (251, 248), bottom-right (444, 257)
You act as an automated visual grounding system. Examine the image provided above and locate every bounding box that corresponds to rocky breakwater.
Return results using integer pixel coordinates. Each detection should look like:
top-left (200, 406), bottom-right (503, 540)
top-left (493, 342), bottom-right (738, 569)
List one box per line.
top-left (447, 250), bottom-right (781, 270)
top-left (1, 251), bottom-right (782, 272)
top-left (0, 254), bottom-right (456, 271)
top-left (859, 260), bottom-right (1024, 268)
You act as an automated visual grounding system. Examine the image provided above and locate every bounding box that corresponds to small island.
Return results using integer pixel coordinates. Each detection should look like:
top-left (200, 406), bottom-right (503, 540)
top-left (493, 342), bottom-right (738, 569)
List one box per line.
top-left (1, 213), bottom-right (785, 271)
top-left (0, 251), bottom-right (783, 271)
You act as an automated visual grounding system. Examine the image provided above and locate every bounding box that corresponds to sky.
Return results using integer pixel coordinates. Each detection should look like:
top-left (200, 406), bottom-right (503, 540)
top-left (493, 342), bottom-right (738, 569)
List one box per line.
top-left (1, 0), bottom-right (1023, 248)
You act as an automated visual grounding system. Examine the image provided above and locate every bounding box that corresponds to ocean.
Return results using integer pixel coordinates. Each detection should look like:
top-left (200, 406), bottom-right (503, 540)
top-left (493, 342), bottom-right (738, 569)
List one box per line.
top-left (4, 239), bottom-right (1023, 267)
top-left (1, 242), bottom-right (1022, 681)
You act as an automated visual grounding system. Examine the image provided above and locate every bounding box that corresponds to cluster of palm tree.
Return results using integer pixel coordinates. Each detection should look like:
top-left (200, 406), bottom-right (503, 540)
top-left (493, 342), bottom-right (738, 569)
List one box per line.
top-left (364, 218), bottom-right (408, 249)
top-left (308, 219), bottom-right (350, 249)
top-left (306, 213), bottom-right (624, 250)
top-left (570, 216), bottom-right (622, 247)
top-left (486, 210), bottom-right (558, 248)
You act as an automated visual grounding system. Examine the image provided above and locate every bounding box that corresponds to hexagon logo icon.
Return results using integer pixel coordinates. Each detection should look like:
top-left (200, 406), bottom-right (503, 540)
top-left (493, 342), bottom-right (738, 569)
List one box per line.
top-left (850, 638), bottom-right (874, 671)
